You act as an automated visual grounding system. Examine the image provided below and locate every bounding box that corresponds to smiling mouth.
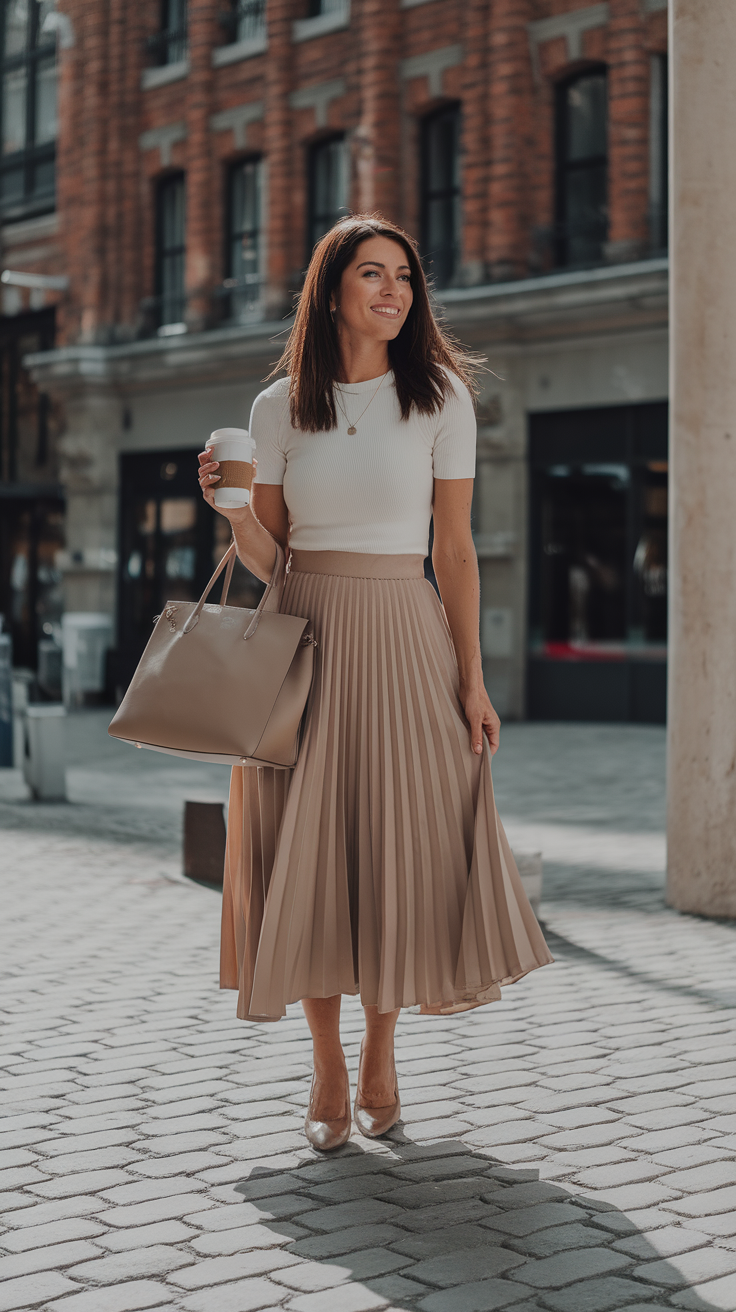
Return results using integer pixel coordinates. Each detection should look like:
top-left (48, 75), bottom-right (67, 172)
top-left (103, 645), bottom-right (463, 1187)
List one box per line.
top-left (371, 305), bottom-right (401, 317)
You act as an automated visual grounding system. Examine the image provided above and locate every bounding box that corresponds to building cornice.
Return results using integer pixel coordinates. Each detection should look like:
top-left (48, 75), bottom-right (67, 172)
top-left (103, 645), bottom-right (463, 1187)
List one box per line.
top-left (25, 259), bottom-right (669, 393)
top-left (439, 258), bottom-right (669, 345)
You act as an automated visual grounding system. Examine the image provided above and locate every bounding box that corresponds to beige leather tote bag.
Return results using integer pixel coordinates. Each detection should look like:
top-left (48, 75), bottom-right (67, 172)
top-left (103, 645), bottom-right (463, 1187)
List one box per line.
top-left (108, 540), bottom-right (315, 767)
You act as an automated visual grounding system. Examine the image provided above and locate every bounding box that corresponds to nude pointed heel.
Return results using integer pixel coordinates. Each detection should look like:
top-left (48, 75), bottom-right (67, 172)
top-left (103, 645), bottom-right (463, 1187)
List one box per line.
top-left (354, 1040), bottom-right (401, 1139)
top-left (304, 1067), bottom-right (351, 1151)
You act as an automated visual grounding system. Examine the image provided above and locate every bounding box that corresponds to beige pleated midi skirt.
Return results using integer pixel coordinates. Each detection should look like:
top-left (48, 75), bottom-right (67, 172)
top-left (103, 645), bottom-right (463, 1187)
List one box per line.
top-left (220, 550), bottom-right (553, 1022)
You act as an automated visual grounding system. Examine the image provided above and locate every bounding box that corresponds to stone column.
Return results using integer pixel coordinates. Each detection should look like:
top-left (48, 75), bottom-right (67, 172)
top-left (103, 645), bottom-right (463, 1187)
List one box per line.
top-left (667, 0), bottom-right (736, 917)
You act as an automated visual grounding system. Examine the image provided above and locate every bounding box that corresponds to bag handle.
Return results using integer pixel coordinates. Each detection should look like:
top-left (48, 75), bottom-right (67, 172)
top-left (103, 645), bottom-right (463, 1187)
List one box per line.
top-left (220, 542), bottom-right (237, 608)
top-left (182, 538), bottom-right (285, 636)
top-left (243, 540), bottom-right (285, 640)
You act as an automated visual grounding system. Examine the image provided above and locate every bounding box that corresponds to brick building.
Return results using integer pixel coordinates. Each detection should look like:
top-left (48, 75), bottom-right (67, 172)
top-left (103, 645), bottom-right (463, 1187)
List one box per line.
top-left (0, 0), bottom-right (669, 719)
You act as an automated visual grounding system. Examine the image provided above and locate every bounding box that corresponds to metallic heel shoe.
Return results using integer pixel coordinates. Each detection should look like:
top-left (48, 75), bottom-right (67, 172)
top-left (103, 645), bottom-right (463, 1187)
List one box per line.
top-left (304, 1067), bottom-right (351, 1151)
top-left (354, 1040), bottom-right (401, 1139)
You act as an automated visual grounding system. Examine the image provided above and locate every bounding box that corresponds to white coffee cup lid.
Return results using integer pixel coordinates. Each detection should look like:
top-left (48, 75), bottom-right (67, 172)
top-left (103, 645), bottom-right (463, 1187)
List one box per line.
top-left (208, 427), bottom-right (254, 445)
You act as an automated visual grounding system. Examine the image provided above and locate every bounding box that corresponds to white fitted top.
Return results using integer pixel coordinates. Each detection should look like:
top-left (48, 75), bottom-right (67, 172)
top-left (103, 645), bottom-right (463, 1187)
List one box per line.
top-left (250, 370), bottom-right (477, 555)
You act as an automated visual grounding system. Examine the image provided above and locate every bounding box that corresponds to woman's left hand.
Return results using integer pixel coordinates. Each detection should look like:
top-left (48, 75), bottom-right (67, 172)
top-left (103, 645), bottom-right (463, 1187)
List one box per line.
top-left (460, 681), bottom-right (501, 756)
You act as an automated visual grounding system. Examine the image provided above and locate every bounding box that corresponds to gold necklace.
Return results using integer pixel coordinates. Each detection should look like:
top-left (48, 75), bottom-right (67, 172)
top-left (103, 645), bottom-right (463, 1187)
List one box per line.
top-left (334, 371), bottom-right (389, 435)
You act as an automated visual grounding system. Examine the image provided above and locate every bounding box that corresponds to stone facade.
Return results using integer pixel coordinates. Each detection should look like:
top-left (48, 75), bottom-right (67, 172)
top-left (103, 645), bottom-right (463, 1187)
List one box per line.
top-left (0, 0), bottom-right (670, 717)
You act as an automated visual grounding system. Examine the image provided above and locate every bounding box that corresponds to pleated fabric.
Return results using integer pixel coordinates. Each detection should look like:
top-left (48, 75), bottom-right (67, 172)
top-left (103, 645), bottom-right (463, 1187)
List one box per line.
top-left (220, 551), bottom-right (553, 1022)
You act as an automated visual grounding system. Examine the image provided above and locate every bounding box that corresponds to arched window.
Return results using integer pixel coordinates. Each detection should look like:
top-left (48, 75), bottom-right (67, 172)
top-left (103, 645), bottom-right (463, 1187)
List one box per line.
top-left (555, 69), bottom-right (608, 267)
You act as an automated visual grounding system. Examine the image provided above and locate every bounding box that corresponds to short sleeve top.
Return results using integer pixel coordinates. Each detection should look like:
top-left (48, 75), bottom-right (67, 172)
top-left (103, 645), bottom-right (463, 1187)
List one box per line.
top-left (249, 369), bottom-right (476, 555)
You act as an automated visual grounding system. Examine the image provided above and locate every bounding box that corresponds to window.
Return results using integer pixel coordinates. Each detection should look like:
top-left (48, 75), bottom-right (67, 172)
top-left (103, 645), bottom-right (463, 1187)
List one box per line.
top-left (226, 157), bottom-right (263, 320)
top-left (420, 105), bottom-right (461, 289)
top-left (528, 403), bottom-right (668, 724)
top-left (649, 53), bottom-right (668, 252)
top-left (307, 136), bottom-right (347, 253)
top-left (149, 0), bottom-right (187, 66)
top-left (220, 0), bottom-right (266, 44)
top-left (155, 174), bottom-right (186, 330)
top-left (0, 0), bottom-right (57, 219)
top-left (307, 0), bottom-right (345, 16)
top-left (555, 69), bottom-right (608, 267)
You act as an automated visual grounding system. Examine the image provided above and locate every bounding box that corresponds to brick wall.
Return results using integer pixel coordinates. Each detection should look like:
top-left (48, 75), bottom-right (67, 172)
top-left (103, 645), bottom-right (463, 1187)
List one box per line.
top-left (2, 0), bottom-right (669, 344)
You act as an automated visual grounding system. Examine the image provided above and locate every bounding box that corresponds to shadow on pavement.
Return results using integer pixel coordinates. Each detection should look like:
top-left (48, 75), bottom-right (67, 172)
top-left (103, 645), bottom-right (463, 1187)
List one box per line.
top-left (220, 1136), bottom-right (724, 1311)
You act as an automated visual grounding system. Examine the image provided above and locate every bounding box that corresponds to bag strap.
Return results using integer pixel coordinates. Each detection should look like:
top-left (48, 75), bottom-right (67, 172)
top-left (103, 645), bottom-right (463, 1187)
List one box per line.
top-left (220, 541), bottom-right (237, 607)
top-left (243, 540), bottom-right (285, 641)
top-left (182, 538), bottom-right (285, 637)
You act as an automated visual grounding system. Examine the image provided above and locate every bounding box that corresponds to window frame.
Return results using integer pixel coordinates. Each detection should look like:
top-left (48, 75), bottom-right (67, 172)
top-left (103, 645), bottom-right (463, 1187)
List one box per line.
top-left (307, 134), bottom-right (348, 257)
top-left (306, 0), bottom-right (344, 17)
top-left (0, 0), bottom-right (57, 221)
top-left (649, 52), bottom-right (668, 253)
top-left (154, 172), bottom-right (187, 330)
top-left (148, 0), bottom-right (188, 67)
top-left (554, 65), bottom-right (609, 269)
top-left (225, 154), bottom-right (264, 321)
top-left (220, 0), bottom-right (266, 45)
top-left (419, 102), bottom-right (462, 291)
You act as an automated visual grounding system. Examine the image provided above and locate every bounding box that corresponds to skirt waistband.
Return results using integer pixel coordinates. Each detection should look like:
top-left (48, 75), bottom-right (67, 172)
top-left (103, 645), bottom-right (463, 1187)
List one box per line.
top-left (288, 550), bottom-right (425, 580)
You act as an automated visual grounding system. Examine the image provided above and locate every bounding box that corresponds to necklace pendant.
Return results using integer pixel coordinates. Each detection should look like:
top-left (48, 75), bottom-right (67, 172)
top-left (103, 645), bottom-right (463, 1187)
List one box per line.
top-left (347, 425), bottom-right (357, 435)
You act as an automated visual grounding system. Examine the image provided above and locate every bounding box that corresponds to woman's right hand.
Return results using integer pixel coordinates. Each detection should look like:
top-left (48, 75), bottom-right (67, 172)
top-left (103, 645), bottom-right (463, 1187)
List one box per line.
top-left (197, 448), bottom-right (254, 525)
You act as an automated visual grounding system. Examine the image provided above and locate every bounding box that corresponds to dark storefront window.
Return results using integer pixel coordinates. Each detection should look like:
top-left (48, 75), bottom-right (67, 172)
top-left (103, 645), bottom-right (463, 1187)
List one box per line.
top-left (155, 173), bottom-right (186, 329)
top-left (555, 69), bottom-right (608, 267)
top-left (148, 0), bottom-right (187, 66)
top-left (307, 136), bottom-right (347, 254)
top-left (0, 0), bottom-right (57, 220)
top-left (421, 104), bottom-right (461, 289)
top-left (116, 451), bottom-right (264, 694)
top-left (0, 309), bottom-right (63, 671)
top-left (226, 157), bottom-right (262, 320)
top-left (528, 402), bottom-right (668, 723)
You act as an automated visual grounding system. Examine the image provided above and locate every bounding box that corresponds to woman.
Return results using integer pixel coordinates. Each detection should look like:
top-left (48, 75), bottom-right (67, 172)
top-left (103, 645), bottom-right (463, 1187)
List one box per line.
top-left (198, 215), bottom-right (552, 1152)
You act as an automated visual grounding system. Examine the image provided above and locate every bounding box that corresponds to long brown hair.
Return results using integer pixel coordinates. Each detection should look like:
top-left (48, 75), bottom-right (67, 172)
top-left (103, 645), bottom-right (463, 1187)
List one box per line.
top-left (271, 214), bottom-right (482, 433)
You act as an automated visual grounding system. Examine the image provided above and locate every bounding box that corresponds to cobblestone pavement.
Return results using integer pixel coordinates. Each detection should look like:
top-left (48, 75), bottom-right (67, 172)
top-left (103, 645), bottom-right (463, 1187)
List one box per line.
top-left (2, 714), bottom-right (736, 1312)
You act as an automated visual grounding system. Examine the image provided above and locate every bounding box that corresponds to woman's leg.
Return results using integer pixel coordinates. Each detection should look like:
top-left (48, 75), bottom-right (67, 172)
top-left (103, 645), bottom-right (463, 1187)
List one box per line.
top-left (359, 1005), bottom-right (401, 1107)
top-left (302, 996), bottom-right (348, 1120)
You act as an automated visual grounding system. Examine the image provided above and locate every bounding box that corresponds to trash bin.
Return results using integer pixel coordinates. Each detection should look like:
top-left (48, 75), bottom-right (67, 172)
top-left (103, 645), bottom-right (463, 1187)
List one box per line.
top-left (38, 637), bottom-right (63, 700)
top-left (183, 800), bottom-right (227, 885)
top-left (23, 704), bottom-right (67, 801)
top-left (0, 629), bottom-right (11, 768)
top-left (61, 612), bottom-right (113, 706)
top-left (12, 670), bottom-right (34, 768)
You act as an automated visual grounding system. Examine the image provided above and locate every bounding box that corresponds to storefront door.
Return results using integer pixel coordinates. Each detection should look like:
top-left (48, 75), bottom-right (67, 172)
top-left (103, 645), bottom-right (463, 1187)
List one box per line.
top-left (528, 402), bottom-right (668, 722)
top-left (116, 449), bottom-right (264, 694)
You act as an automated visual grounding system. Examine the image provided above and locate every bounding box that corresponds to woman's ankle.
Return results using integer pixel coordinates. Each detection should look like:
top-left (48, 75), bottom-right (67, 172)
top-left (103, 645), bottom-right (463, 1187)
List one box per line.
top-left (312, 1047), bottom-right (346, 1075)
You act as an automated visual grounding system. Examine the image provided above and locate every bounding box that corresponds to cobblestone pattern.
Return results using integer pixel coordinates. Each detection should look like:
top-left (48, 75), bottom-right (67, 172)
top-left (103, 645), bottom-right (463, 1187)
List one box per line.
top-left (1, 718), bottom-right (736, 1312)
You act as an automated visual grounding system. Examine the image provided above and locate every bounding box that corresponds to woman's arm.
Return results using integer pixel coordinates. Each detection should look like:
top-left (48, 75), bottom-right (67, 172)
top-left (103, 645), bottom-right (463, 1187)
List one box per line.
top-left (197, 450), bottom-right (288, 582)
top-left (431, 478), bottom-right (500, 755)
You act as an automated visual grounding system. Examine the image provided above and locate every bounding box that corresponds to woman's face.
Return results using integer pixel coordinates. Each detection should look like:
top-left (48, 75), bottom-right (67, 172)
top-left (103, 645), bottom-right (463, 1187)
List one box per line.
top-left (330, 236), bottom-right (414, 343)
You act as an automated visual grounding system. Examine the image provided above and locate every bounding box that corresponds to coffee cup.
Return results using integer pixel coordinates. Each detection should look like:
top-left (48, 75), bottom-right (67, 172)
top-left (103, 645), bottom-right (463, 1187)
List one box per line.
top-left (207, 428), bottom-right (256, 509)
